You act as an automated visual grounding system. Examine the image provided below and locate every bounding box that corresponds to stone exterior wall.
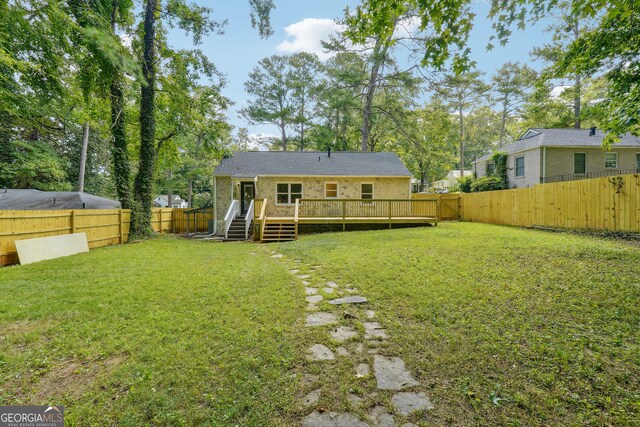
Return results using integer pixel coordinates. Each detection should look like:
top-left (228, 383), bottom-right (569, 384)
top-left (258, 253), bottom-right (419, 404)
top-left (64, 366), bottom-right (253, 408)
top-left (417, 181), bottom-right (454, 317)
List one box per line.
top-left (215, 176), bottom-right (232, 235)
top-left (256, 176), bottom-right (411, 217)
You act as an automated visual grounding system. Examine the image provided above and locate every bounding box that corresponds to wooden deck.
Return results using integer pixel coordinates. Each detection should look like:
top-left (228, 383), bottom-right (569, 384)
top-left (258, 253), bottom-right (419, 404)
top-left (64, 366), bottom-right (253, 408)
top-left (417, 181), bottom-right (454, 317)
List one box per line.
top-left (253, 198), bottom-right (439, 241)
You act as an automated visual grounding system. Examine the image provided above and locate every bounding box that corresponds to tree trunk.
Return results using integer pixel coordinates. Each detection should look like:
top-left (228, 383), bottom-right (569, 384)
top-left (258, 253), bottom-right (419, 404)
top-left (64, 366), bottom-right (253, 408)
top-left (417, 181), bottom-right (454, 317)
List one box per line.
top-left (188, 180), bottom-right (193, 208)
top-left (78, 122), bottom-right (89, 192)
top-left (132, 0), bottom-right (158, 237)
top-left (499, 108), bottom-right (507, 147)
top-left (574, 73), bottom-right (581, 129)
top-left (361, 36), bottom-right (388, 152)
top-left (458, 101), bottom-right (465, 177)
top-left (280, 122), bottom-right (287, 151)
top-left (573, 20), bottom-right (581, 129)
top-left (110, 0), bottom-right (131, 209)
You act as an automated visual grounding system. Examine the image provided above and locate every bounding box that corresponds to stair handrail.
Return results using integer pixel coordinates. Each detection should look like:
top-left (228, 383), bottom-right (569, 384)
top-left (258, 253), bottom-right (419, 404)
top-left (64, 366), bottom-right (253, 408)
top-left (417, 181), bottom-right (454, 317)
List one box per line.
top-left (294, 198), bottom-right (299, 239)
top-left (224, 200), bottom-right (240, 240)
top-left (259, 198), bottom-right (268, 241)
top-left (244, 199), bottom-right (254, 239)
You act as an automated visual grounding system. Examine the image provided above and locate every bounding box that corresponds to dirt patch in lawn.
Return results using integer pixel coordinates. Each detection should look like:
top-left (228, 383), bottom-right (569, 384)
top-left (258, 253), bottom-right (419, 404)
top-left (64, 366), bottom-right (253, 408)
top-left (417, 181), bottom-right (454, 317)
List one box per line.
top-left (23, 355), bottom-right (127, 404)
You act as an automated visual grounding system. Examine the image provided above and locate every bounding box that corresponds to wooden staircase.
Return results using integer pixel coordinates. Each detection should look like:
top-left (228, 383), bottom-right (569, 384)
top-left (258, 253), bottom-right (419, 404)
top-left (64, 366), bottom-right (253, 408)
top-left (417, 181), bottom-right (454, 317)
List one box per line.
top-left (261, 220), bottom-right (296, 242)
top-left (226, 215), bottom-right (249, 241)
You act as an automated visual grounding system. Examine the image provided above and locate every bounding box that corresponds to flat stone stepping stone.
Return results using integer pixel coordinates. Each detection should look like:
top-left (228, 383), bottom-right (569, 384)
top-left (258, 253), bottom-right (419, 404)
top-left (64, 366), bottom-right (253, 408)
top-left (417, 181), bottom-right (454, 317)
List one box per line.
top-left (391, 392), bottom-right (434, 416)
top-left (366, 310), bottom-right (376, 319)
top-left (306, 312), bottom-right (338, 327)
top-left (306, 295), bottom-right (324, 304)
top-left (373, 355), bottom-right (419, 390)
top-left (294, 259), bottom-right (302, 263)
top-left (302, 389), bottom-right (320, 407)
top-left (307, 344), bottom-right (335, 361)
top-left (328, 296), bottom-right (367, 305)
top-left (271, 254), bottom-right (283, 258)
top-left (290, 269), bottom-right (300, 274)
top-left (355, 343), bottom-right (364, 353)
top-left (369, 406), bottom-right (394, 427)
top-left (322, 287), bottom-right (335, 294)
top-left (364, 322), bottom-right (388, 339)
top-left (330, 326), bottom-right (358, 342)
top-left (302, 280), bottom-right (311, 286)
top-left (347, 393), bottom-right (363, 406)
top-left (356, 363), bottom-right (370, 378)
top-left (303, 411), bottom-right (367, 427)
top-left (298, 274), bottom-right (312, 279)
top-left (326, 281), bottom-right (339, 288)
top-left (306, 287), bottom-right (318, 295)
top-left (336, 346), bottom-right (349, 356)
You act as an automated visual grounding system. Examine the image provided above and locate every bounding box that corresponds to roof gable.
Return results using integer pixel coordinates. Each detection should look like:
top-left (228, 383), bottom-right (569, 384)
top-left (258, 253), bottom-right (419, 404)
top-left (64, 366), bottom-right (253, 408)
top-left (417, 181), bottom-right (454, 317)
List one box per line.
top-left (213, 151), bottom-right (413, 178)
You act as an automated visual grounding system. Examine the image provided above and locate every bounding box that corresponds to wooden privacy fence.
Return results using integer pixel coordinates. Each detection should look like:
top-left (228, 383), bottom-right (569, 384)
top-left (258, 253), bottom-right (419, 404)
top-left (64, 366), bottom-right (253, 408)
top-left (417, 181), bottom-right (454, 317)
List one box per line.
top-left (0, 208), bottom-right (198, 266)
top-left (460, 173), bottom-right (640, 232)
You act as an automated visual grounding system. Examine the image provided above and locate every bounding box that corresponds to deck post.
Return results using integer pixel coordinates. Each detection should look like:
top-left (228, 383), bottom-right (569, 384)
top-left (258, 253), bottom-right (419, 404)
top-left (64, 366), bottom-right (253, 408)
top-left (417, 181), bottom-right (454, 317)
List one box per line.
top-left (388, 200), bottom-right (392, 229)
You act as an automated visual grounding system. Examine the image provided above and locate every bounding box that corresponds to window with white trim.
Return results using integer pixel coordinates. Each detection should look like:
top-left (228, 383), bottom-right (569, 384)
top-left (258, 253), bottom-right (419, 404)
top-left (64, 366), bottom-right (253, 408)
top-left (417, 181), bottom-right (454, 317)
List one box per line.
top-left (636, 153), bottom-right (640, 172)
top-left (574, 153), bottom-right (586, 174)
top-left (515, 156), bottom-right (525, 177)
top-left (361, 183), bottom-right (373, 200)
top-left (276, 183), bottom-right (302, 205)
top-left (325, 182), bottom-right (338, 198)
top-left (604, 152), bottom-right (618, 169)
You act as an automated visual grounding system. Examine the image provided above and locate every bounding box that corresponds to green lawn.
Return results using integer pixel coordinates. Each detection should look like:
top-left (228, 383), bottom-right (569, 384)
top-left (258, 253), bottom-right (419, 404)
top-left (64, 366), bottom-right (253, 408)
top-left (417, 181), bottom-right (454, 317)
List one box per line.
top-left (1, 224), bottom-right (639, 426)
top-left (0, 237), bottom-right (304, 426)
top-left (275, 223), bottom-right (640, 426)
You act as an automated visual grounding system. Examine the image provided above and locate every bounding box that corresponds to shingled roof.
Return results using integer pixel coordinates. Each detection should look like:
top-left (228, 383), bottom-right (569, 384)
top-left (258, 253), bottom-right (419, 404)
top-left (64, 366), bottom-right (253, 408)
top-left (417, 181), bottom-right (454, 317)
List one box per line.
top-left (476, 128), bottom-right (640, 162)
top-left (213, 151), bottom-right (413, 178)
top-left (0, 190), bottom-right (121, 210)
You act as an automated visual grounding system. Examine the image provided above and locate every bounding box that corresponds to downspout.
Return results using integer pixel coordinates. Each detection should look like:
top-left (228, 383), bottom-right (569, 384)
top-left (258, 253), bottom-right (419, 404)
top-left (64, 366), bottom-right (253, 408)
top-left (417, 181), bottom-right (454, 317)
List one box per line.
top-left (542, 147), bottom-right (546, 184)
top-left (212, 175), bottom-right (217, 235)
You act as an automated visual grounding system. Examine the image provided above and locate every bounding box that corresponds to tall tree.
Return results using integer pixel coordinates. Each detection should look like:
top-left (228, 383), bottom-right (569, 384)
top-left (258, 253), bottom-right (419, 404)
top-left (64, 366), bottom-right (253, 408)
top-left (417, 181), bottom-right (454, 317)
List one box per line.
top-left (432, 71), bottom-right (489, 175)
top-left (241, 55), bottom-right (294, 151)
top-left (289, 52), bottom-right (323, 151)
top-left (491, 62), bottom-right (537, 146)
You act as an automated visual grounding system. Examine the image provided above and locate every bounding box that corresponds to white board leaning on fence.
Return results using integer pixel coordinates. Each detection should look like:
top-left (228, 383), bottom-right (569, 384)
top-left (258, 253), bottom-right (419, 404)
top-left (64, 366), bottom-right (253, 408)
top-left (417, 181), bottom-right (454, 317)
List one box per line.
top-left (15, 233), bottom-right (89, 265)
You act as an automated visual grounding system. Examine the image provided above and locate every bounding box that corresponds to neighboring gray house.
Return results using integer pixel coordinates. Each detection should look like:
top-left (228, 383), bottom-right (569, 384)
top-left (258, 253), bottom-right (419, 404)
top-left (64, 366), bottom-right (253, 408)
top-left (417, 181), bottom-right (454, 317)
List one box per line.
top-left (473, 128), bottom-right (640, 188)
top-left (0, 189), bottom-right (121, 210)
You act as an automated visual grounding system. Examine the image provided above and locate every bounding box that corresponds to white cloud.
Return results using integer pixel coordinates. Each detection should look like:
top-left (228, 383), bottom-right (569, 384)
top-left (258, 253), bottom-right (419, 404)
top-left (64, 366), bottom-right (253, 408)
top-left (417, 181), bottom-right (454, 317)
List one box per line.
top-left (276, 18), bottom-right (342, 60)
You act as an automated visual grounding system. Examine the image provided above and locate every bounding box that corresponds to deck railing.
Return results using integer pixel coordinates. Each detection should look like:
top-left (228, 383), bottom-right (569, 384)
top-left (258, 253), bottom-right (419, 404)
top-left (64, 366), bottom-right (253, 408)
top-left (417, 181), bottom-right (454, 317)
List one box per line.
top-left (297, 199), bottom-right (439, 219)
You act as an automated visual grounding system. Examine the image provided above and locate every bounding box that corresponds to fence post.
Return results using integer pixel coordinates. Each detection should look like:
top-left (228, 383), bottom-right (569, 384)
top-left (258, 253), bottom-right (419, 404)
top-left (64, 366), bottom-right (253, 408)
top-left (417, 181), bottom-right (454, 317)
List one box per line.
top-left (119, 209), bottom-right (124, 244)
top-left (159, 209), bottom-right (163, 233)
top-left (70, 210), bottom-right (76, 234)
top-left (436, 196), bottom-right (441, 220)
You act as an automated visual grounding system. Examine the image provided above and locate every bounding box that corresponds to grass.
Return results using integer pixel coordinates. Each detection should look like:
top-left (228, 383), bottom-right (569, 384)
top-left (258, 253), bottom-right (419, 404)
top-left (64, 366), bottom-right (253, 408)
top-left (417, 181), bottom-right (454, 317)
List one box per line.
top-left (0, 236), bottom-right (305, 426)
top-left (1, 223), bottom-right (639, 426)
top-left (275, 223), bottom-right (640, 426)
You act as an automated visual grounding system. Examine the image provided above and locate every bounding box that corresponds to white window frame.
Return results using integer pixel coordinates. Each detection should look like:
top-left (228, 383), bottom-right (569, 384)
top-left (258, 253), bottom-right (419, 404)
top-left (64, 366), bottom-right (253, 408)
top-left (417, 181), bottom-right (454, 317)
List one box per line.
top-left (514, 156), bottom-right (525, 178)
top-left (324, 182), bottom-right (338, 199)
top-left (636, 153), bottom-right (640, 172)
top-left (573, 152), bottom-right (587, 175)
top-left (604, 152), bottom-right (618, 169)
top-left (275, 182), bottom-right (303, 206)
top-left (361, 182), bottom-right (374, 200)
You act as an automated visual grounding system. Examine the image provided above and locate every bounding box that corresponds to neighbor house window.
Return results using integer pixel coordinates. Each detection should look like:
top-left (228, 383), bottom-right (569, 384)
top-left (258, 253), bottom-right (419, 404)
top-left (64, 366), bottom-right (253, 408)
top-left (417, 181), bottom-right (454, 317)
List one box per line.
top-left (486, 162), bottom-right (495, 175)
top-left (325, 182), bottom-right (338, 199)
top-left (515, 156), bottom-right (525, 177)
top-left (636, 153), bottom-right (640, 172)
top-left (276, 183), bottom-right (302, 205)
top-left (574, 153), bottom-right (586, 174)
top-left (604, 152), bottom-right (618, 169)
top-left (361, 183), bottom-right (374, 200)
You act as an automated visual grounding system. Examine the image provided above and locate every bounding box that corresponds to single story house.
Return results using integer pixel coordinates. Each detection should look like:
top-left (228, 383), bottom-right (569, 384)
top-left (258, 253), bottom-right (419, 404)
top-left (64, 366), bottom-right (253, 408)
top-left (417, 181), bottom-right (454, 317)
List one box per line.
top-left (0, 189), bottom-right (120, 210)
top-left (154, 195), bottom-right (188, 208)
top-left (433, 170), bottom-right (473, 189)
top-left (212, 150), bottom-right (437, 241)
top-left (473, 128), bottom-right (640, 188)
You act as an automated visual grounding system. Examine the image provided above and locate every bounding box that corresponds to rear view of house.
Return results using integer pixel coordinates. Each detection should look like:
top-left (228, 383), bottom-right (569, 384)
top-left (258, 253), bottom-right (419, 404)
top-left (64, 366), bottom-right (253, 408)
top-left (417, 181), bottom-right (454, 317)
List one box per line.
top-left (212, 151), bottom-right (438, 241)
top-left (474, 128), bottom-right (640, 188)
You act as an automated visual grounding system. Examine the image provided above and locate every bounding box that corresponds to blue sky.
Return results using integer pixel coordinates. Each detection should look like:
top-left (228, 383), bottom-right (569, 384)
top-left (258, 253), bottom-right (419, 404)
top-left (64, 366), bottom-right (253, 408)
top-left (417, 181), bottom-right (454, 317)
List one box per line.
top-left (170, 1), bottom-right (554, 138)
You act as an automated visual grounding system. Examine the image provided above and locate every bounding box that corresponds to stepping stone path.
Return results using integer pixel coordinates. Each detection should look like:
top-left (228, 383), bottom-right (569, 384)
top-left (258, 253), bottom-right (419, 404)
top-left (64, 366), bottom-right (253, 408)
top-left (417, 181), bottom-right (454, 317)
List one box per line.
top-left (267, 251), bottom-right (434, 424)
